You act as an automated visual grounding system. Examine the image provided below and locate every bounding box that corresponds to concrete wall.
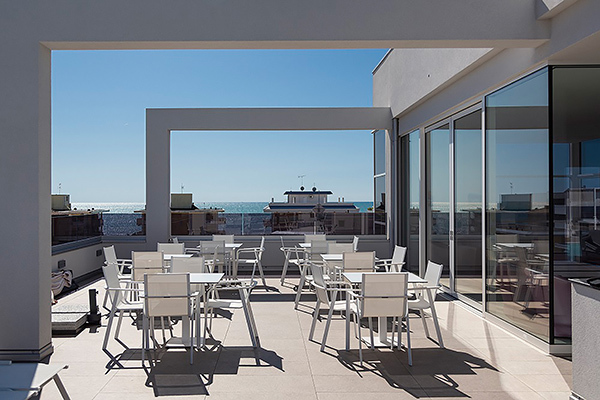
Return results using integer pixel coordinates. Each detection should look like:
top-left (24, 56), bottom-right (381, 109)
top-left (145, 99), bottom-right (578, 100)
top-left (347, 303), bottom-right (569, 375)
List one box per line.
top-left (373, 0), bottom-right (600, 128)
top-left (571, 282), bottom-right (600, 400)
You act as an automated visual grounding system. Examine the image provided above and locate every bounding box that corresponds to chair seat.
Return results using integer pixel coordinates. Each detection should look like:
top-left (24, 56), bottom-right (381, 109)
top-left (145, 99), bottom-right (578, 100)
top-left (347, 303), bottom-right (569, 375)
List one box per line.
top-left (207, 299), bottom-right (243, 309)
top-left (408, 297), bottom-right (430, 310)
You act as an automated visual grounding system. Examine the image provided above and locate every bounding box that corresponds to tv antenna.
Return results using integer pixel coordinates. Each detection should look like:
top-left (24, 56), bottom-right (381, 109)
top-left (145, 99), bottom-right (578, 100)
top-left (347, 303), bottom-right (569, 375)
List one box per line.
top-left (181, 183), bottom-right (184, 193)
top-left (298, 175), bottom-right (306, 186)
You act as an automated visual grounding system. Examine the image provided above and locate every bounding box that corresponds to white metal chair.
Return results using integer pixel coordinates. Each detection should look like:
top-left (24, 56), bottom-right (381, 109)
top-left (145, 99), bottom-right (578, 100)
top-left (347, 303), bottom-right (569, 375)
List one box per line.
top-left (343, 251), bottom-right (376, 273)
top-left (294, 240), bottom-right (330, 309)
top-left (197, 240), bottom-right (226, 274)
top-left (304, 234), bottom-right (326, 243)
top-left (237, 237), bottom-right (267, 288)
top-left (327, 242), bottom-right (354, 254)
top-left (408, 260), bottom-right (444, 348)
top-left (101, 263), bottom-right (143, 365)
top-left (157, 242), bottom-right (185, 255)
top-left (212, 234), bottom-right (234, 244)
top-left (350, 272), bottom-right (411, 366)
top-left (132, 251), bottom-right (166, 282)
top-left (102, 246), bottom-right (133, 310)
top-left (279, 236), bottom-right (304, 285)
top-left (376, 245), bottom-right (407, 272)
top-left (142, 273), bottom-right (196, 366)
top-left (308, 263), bottom-right (353, 352)
top-left (103, 245), bottom-right (132, 276)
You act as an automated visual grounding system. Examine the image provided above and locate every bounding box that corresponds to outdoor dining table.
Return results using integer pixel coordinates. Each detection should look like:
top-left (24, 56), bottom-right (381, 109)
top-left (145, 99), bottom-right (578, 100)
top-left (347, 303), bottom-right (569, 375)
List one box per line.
top-left (180, 273), bottom-right (224, 347)
top-left (342, 271), bottom-right (429, 350)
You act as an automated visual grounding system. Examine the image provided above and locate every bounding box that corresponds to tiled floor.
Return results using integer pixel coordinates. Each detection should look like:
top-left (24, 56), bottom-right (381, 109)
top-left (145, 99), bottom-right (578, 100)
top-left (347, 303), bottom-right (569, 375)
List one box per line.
top-left (41, 278), bottom-right (572, 399)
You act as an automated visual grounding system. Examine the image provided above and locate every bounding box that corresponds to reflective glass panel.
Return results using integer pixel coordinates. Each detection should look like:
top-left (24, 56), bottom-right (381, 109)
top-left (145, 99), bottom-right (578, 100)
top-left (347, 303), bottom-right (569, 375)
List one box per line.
top-left (426, 124), bottom-right (451, 286)
top-left (374, 130), bottom-right (386, 176)
top-left (454, 110), bottom-right (483, 303)
top-left (552, 66), bottom-right (600, 344)
top-left (401, 130), bottom-right (420, 273)
top-left (485, 68), bottom-right (550, 341)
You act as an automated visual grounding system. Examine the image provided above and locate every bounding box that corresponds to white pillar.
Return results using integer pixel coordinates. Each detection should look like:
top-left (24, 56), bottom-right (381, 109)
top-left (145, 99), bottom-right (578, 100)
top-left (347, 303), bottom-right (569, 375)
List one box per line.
top-left (0, 43), bottom-right (53, 361)
top-left (145, 115), bottom-right (171, 245)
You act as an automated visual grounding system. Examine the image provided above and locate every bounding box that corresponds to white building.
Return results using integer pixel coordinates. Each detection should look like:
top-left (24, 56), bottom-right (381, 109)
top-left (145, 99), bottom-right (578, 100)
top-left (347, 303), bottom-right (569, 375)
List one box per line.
top-left (1, 1), bottom-right (599, 371)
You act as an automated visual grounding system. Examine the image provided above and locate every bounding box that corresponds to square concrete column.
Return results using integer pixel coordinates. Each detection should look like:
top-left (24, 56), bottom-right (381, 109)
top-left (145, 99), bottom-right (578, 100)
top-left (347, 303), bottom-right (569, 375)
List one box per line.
top-left (0, 44), bottom-right (53, 361)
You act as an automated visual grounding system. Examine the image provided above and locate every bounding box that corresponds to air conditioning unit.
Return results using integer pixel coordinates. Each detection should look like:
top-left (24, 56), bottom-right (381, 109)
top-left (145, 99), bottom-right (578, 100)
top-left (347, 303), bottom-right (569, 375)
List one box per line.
top-left (51, 194), bottom-right (71, 211)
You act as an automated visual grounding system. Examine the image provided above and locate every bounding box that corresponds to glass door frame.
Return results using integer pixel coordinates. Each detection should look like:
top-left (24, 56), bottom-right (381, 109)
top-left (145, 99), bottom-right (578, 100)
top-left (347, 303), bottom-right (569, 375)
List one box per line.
top-left (424, 104), bottom-right (483, 308)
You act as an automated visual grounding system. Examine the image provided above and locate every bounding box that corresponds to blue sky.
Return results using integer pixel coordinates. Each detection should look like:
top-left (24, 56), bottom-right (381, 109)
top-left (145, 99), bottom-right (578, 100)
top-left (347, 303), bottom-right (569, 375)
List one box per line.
top-left (51, 49), bottom-right (388, 203)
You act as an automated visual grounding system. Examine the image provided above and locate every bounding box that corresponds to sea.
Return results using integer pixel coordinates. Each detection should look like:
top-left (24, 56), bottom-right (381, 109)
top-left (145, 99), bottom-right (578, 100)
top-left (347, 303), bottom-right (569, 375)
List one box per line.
top-left (72, 201), bottom-right (374, 214)
top-left (72, 201), bottom-right (374, 236)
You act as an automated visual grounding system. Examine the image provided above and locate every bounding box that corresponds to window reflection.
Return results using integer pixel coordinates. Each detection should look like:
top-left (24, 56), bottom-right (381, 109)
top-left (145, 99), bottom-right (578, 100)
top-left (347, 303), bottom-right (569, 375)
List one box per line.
top-left (426, 124), bottom-right (450, 285)
top-left (454, 110), bottom-right (483, 303)
top-left (401, 130), bottom-right (420, 273)
top-left (552, 66), bottom-right (600, 344)
top-left (486, 68), bottom-right (550, 341)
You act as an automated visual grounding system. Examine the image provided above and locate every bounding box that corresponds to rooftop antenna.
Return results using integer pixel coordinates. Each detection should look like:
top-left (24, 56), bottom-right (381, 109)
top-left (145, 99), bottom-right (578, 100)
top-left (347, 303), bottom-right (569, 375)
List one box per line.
top-left (181, 183), bottom-right (184, 193)
top-left (58, 182), bottom-right (62, 194)
top-left (298, 175), bottom-right (306, 186)
top-left (510, 182), bottom-right (514, 194)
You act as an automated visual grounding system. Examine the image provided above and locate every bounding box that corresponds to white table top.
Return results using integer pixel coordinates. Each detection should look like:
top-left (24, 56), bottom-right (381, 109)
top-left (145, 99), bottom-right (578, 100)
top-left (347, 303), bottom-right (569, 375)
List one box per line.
top-left (163, 254), bottom-right (194, 261)
top-left (496, 243), bottom-right (534, 248)
top-left (342, 271), bottom-right (426, 285)
top-left (321, 253), bottom-right (342, 262)
top-left (190, 272), bottom-right (224, 284)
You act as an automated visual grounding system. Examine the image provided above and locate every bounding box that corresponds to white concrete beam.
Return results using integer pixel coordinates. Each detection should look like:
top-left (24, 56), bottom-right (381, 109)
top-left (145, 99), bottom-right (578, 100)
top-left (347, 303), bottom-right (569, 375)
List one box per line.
top-left (145, 107), bottom-right (392, 243)
top-left (3, 1), bottom-right (549, 50)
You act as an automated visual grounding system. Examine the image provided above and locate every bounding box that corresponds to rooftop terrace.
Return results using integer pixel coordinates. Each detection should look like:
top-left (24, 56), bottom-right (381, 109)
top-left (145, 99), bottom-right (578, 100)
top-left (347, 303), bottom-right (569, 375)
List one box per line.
top-left (41, 277), bottom-right (571, 399)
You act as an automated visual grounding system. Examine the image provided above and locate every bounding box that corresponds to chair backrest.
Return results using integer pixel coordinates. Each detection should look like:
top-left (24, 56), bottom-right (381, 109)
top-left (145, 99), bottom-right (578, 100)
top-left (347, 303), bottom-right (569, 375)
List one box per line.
top-left (309, 240), bottom-right (329, 259)
top-left (257, 236), bottom-right (266, 260)
top-left (144, 273), bottom-right (190, 318)
top-left (423, 260), bottom-right (444, 287)
top-left (102, 262), bottom-right (122, 305)
top-left (327, 242), bottom-right (354, 254)
top-left (213, 234), bottom-right (234, 244)
top-left (343, 251), bottom-right (376, 272)
top-left (352, 236), bottom-right (359, 252)
top-left (310, 263), bottom-right (330, 305)
top-left (390, 245), bottom-right (408, 272)
top-left (171, 256), bottom-right (206, 274)
top-left (157, 242), bottom-right (185, 255)
top-left (132, 251), bottom-right (165, 281)
top-left (198, 240), bottom-right (225, 261)
top-left (305, 234), bottom-right (326, 243)
top-left (103, 245), bottom-right (118, 265)
top-left (361, 272), bottom-right (408, 318)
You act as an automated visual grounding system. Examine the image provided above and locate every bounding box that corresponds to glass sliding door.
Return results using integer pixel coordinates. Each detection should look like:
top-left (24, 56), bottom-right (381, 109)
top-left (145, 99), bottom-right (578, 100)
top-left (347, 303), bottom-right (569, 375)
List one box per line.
top-left (400, 129), bottom-right (420, 274)
top-left (426, 124), bottom-right (451, 288)
top-left (485, 68), bottom-right (550, 341)
top-left (454, 110), bottom-right (483, 303)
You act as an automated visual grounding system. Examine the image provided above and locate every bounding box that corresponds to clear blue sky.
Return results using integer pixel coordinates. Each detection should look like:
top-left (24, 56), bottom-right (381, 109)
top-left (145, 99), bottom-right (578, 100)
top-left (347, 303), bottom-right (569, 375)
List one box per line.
top-left (51, 49), bottom-right (388, 203)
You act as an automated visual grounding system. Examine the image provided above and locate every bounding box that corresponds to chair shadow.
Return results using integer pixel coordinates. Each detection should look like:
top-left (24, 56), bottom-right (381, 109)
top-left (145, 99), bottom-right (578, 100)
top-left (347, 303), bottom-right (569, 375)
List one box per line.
top-left (330, 347), bottom-right (499, 398)
top-left (107, 344), bottom-right (283, 397)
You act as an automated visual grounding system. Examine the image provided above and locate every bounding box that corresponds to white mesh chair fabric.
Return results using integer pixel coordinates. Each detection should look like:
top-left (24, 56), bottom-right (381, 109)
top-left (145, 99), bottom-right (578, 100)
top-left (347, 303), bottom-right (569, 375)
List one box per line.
top-left (157, 242), bottom-right (185, 255)
top-left (353, 272), bottom-right (411, 365)
top-left (212, 234), bottom-right (234, 244)
top-left (142, 273), bottom-right (195, 365)
top-left (327, 242), bottom-right (354, 254)
top-left (132, 251), bottom-right (165, 282)
top-left (343, 251), bottom-right (376, 273)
